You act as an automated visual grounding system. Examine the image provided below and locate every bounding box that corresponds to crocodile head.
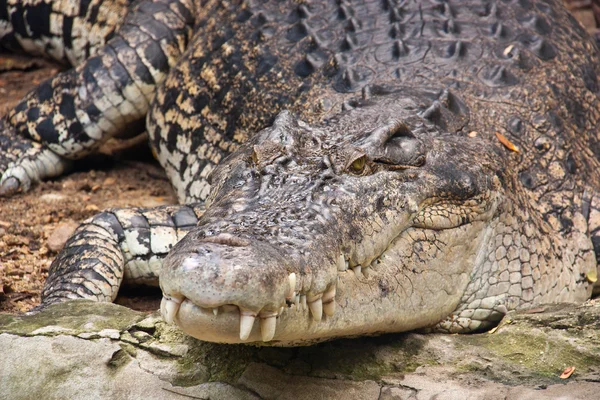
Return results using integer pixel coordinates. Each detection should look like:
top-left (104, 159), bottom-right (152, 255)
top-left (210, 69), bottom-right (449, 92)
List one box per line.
top-left (160, 89), bottom-right (503, 345)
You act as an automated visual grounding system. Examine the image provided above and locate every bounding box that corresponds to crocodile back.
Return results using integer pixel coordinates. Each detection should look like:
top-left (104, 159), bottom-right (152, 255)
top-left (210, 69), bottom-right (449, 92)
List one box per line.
top-left (148, 0), bottom-right (600, 220)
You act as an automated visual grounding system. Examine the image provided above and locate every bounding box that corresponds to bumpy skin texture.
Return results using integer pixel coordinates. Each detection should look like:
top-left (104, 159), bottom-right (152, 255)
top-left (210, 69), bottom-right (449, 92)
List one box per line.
top-left (2, 0), bottom-right (600, 345)
top-left (0, 0), bottom-right (194, 194)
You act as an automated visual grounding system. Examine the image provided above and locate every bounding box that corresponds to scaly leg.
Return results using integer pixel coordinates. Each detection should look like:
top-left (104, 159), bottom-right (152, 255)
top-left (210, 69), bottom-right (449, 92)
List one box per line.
top-left (41, 203), bottom-right (204, 306)
top-left (0, 0), bottom-right (195, 195)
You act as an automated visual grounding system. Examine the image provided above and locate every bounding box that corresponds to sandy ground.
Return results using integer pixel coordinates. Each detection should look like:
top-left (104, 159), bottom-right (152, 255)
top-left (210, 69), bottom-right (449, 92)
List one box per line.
top-left (0, 2), bottom-right (597, 314)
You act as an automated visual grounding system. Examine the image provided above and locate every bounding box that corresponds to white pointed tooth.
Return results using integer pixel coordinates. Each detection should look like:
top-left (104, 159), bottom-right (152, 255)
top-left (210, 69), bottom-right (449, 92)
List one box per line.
top-left (353, 265), bottom-right (362, 275)
top-left (259, 315), bottom-right (277, 342)
top-left (294, 294), bottom-right (300, 307)
top-left (279, 306), bottom-right (284, 314)
top-left (213, 307), bottom-right (219, 316)
top-left (239, 312), bottom-right (256, 341)
top-left (337, 253), bottom-right (347, 271)
top-left (363, 266), bottom-right (371, 278)
top-left (322, 285), bottom-right (337, 317)
top-left (322, 285), bottom-right (336, 302)
top-left (323, 299), bottom-right (336, 316)
top-left (300, 294), bottom-right (307, 310)
top-left (160, 297), bottom-right (171, 324)
top-left (287, 273), bottom-right (297, 299)
top-left (160, 295), bottom-right (182, 325)
top-left (308, 298), bottom-right (323, 321)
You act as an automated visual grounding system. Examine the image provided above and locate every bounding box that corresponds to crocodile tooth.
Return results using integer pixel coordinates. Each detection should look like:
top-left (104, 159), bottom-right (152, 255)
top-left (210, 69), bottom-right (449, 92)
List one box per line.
top-left (239, 311), bottom-right (256, 341)
top-left (353, 265), bottom-right (362, 275)
top-left (362, 266), bottom-right (371, 278)
top-left (322, 285), bottom-right (337, 317)
top-left (323, 285), bottom-right (336, 301)
top-left (323, 299), bottom-right (336, 316)
top-left (213, 307), bottom-right (219, 316)
top-left (294, 294), bottom-right (300, 307)
top-left (287, 273), bottom-right (297, 299)
top-left (160, 295), bottom-right (183, 325)
top-left (337, 253), bottom-right (347, 271)
top-left (279, 306), bottom-right (284, 314)
top-left (259, 314), bottom-right (277, 342)
top-left (300, 294), bottom-right (307, 310)
top-left (308, 297), bottom-right (323, 321)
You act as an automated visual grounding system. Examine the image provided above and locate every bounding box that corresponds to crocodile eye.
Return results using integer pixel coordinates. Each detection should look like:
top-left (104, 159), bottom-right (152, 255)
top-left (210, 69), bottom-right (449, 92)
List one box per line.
top-left (349, 154), bottom-right (367, 174)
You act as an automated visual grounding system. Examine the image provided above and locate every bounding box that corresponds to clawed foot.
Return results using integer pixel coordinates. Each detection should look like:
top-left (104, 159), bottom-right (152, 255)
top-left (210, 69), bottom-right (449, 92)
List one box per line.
top-left (0, 119), bottom-right (72, 197)
top-left (0, 177), bottom-right (19, 196)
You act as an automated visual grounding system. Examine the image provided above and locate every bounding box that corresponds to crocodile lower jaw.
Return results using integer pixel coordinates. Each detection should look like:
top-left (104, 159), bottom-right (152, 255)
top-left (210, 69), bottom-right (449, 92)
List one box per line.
top-left (160, 269), bottom-right (464, 346)
top-left (160, 279), bottom-right (338, 344)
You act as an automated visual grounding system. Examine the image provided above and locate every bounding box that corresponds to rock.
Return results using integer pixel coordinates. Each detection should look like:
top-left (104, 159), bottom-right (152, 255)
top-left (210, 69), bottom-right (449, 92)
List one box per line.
top-left (0, 332), bottom-right (255, 400)
top-left (46, 221), bottom-right (79, 252)
top-left (379, 386), bottom-right (415, 400)
top-left (237, 363), bottom-right (291, 399)
top-left (39, 193), bottom-right (67, 203)
top-left (236, 363), bottom-right (381, 400)
top-left (1, 301), bottom-right (600, 399)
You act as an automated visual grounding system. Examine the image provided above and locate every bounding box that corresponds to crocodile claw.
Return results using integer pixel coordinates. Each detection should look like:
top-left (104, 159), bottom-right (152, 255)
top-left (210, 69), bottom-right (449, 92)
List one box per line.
top-left (0, 177), bottom-right (20, 197)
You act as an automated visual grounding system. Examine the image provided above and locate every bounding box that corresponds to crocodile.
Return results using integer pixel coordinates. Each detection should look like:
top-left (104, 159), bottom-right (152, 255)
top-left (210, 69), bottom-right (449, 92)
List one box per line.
top-left (1, 0), bottom-right (600, 345)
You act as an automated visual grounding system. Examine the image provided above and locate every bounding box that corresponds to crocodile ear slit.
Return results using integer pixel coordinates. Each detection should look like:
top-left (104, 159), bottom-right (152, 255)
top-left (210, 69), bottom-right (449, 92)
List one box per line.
top-left (361, 119), bottom-right (426, 168)
top-left (385, 120), bottom-right (415, 141)
top-left (367, 119), bottom-right (415, 148)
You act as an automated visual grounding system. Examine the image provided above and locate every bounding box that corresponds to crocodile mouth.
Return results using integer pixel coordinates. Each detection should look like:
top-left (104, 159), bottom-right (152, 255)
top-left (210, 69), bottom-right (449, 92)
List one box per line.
top-left (158, 222), bottom-right (480, 345)
top-left (159, 232), bottom-right (342, 344)
top-left (159, 270), bottom-right (366, 346)
top-left (160, 277), bottom-right (337, 344)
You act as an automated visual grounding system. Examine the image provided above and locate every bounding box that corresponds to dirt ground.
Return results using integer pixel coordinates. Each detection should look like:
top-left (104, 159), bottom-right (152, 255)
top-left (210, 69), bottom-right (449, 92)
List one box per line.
top-left (0, 2), bottom-right (597, 314)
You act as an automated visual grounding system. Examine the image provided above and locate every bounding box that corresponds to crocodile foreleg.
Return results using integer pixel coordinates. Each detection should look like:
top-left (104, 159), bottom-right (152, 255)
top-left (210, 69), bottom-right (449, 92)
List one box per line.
top-left (41, 203), bottom-right (204, 307)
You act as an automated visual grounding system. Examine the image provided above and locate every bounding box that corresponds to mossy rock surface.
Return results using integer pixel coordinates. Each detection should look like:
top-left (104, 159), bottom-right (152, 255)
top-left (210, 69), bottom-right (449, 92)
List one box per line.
top-left (1, 300), bottom-right (600, 399)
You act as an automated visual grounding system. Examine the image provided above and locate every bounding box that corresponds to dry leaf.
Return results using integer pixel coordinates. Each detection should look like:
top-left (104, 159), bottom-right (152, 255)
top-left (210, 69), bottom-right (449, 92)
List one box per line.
top-left (495, 132), bottom-right (519, 153)
top-left (586, 269), bottom-right (597, 283)
top-left (467, 131), bottom-right (478, 138)
top-left (560, 366), bottom-right (575, 379)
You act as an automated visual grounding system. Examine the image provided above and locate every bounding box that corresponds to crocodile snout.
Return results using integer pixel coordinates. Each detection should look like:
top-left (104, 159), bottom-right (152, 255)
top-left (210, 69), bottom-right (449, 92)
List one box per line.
top-left (160, 233), bottom-right (318, 342)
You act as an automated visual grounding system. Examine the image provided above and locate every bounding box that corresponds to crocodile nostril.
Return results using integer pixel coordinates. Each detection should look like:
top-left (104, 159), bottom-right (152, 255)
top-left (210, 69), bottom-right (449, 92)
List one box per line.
top-left (201, 233), bottom-right (250, 247)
